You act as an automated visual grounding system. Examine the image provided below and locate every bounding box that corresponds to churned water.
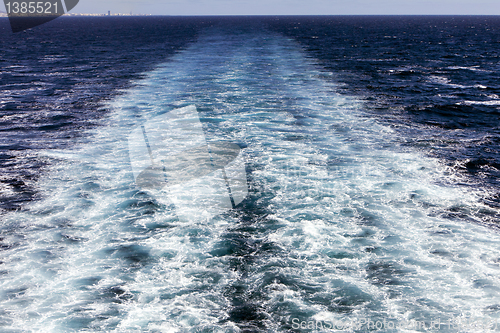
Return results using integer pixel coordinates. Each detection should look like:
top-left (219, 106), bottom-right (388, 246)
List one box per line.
top-left (1, 17), bottom-right (499, 332)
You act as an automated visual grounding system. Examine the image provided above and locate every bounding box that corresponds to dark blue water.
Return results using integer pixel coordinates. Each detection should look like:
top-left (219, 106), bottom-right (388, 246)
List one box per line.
top-left (0, 16), bottom-right (212, 211)
top-left (270, 16), bottom-right (500, 210)
top-left (1, 16), bottom-right (500, 332)
top-left (2, 16), bottom-right (499, 213)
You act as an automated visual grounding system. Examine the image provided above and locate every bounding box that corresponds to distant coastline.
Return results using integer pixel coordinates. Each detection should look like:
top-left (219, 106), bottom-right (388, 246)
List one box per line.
top-left (65, 13), bottom-right (153, 16)
top-left (0, 11), bottom-right (152, 17)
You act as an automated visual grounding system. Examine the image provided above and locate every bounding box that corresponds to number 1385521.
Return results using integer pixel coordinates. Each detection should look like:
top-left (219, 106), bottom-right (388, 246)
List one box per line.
top-left (5, 2), bottom-right (60, 14)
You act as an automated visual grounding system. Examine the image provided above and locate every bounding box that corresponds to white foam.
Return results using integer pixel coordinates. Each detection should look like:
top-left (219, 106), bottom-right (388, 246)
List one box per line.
top-left (1, 27), bottom-right (499, 332)
top-left (428, 75), bottom-right (489, 90)
top-left (461, 100), bottom-right (500, 106)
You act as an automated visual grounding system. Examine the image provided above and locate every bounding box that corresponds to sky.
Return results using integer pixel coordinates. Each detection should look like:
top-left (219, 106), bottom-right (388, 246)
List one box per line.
top-left (72, 0), bottom-right (500, 16)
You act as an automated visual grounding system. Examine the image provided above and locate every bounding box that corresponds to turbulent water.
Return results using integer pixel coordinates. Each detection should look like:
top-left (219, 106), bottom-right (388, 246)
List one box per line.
top-left (0, 16), bottom-right (208, 211)
top-left (1, 17), bottom-right (500, 332)
top-left (271, 16), bottom-right (500, 202)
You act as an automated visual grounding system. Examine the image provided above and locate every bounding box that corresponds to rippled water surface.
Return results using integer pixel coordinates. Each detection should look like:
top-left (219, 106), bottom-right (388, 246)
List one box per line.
top-left (0, 17), bottom-right (499, 332)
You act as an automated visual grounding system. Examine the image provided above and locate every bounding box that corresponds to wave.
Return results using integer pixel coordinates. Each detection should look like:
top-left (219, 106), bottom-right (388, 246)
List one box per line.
top-left (1, 26), bottom-right (499, 332)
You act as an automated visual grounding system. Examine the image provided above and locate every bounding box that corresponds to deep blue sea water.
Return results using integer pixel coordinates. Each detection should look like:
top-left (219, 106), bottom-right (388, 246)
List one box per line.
top-left (0, 16), bottom-right (499, 332)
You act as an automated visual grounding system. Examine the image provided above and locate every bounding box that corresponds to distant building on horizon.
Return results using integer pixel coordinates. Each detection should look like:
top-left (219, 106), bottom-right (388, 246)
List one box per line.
top-left (108, 11), bottom-right (110, 16)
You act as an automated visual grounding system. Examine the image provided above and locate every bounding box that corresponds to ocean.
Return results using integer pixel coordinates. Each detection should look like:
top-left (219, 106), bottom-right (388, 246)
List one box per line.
top-left (0, 16), bottom-right (499, 332)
